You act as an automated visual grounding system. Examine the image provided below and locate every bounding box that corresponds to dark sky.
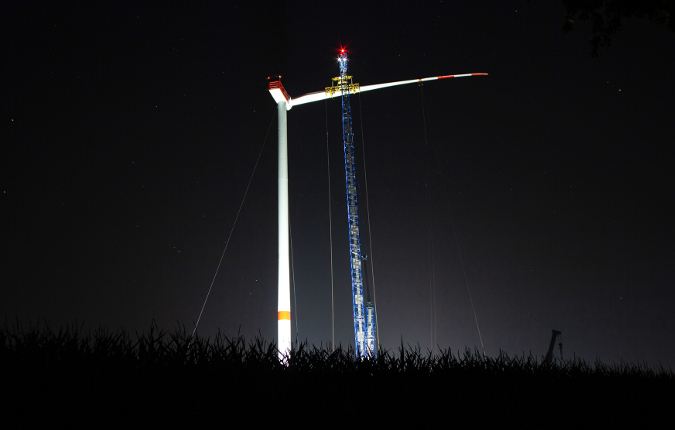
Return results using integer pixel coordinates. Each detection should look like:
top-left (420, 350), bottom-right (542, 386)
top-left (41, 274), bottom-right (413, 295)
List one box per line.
top-left (3, 1), bottom-right (673, 367)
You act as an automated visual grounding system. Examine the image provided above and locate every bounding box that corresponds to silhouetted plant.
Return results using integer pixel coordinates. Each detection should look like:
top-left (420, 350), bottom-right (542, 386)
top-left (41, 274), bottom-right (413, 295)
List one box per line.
top-left (1, 319), bottom-right (673, 427)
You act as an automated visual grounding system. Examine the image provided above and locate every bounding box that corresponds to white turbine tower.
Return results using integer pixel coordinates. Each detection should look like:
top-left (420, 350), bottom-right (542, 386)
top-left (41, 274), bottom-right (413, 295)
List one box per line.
top-left (268, 55), bottom-right (487, 360)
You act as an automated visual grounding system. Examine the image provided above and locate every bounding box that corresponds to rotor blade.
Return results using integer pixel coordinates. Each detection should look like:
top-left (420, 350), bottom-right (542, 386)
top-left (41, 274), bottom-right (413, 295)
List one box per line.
top-left (360, 73), bottom-right (488, 93)
top-left (290, 73), bottom-right (488, 108)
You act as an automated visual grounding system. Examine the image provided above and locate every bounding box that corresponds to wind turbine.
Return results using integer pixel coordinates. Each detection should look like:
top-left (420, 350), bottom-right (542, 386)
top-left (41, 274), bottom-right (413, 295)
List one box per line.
top-left (269, 51), bottom-right (487, 360)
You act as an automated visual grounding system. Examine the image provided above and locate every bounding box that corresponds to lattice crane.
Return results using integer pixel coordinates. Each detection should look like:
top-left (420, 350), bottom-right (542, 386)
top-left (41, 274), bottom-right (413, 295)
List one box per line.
top-left (328, 51), bottom-right (374, 357)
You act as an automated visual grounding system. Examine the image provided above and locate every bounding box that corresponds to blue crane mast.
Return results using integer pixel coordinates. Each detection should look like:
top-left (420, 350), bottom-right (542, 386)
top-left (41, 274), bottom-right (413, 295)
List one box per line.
top-left (327, 50), bottom-right (377, 358)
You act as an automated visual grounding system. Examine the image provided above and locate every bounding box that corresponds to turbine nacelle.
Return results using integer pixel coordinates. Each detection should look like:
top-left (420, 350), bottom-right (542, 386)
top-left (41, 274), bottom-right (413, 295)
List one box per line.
top-left (268, 80), bottom-right (291, 109)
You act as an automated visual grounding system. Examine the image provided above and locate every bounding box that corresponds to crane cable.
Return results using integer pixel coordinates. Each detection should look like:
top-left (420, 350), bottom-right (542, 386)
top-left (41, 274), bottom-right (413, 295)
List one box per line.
top-left (325, 100), bottom-right (336, 352)
top-left (357, 91), bottom-right (380, 349)
top-left (192, 109), bottom-right (277, 339)
top-left (419, 84), bottom-right (485, 356)
top-left (419, 84), bottom-right (438, 355)
top-left (290, 217), bottom-right (299, 340)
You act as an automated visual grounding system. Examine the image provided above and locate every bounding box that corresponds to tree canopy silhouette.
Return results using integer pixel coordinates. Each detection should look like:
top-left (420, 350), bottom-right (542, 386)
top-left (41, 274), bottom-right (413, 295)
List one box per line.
top-left (556, 0), bottom-right (675, 55)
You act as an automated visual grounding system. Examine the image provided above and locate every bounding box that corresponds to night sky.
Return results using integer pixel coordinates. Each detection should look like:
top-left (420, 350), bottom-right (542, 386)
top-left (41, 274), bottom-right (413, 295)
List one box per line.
top-left (3, 1), bottom-right (674, 367)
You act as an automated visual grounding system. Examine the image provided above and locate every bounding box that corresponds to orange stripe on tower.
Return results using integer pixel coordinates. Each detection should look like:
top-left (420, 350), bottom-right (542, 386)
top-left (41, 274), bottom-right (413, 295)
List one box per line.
top-left (278, 311), bottom-right (291, 320)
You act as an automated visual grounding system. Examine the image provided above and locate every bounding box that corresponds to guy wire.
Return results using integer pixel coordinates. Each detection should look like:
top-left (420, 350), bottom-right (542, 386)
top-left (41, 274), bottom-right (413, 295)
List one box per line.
top-left (290, 218), bottom-right (299, 340)
top-left (419, 84), bottom-right (485, 356)
top-left (325, 100), bottom-right (335, 352)
top-left (191, 109), bottom-right (277, 339)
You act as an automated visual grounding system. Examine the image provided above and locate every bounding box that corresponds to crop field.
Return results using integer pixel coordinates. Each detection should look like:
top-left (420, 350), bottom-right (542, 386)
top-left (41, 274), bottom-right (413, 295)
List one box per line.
top-left (2, 321), bottom-right (673, 428)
